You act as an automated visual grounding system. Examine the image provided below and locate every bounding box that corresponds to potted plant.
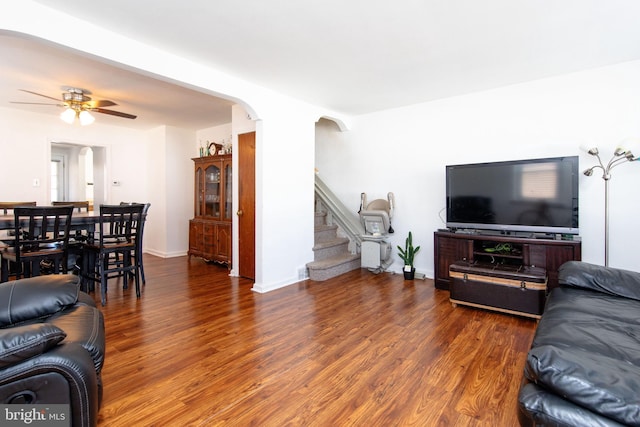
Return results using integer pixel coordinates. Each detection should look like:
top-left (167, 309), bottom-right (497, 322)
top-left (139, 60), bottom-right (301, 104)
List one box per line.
top-left (397, 231), bottom-right (420, 280)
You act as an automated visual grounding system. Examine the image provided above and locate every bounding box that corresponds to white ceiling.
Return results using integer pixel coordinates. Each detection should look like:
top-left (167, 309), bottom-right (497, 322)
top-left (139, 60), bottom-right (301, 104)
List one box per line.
top-left (3, 0), bottom-right (640, 130)
top-left (0, 35), bottom-right (234, 130)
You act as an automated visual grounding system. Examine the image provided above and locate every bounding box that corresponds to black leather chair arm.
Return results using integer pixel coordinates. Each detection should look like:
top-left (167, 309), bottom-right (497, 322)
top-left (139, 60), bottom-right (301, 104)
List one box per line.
top-left (0, 323), bottom-right (66, 368)
top-left (0, 343), bottom-right (99, 427)
top-left (558, 261), bottom-right (640, 301)
top-left (518, 382), bottom-right (626, 427)
top-left (0, 275), bottom-right (80, 327)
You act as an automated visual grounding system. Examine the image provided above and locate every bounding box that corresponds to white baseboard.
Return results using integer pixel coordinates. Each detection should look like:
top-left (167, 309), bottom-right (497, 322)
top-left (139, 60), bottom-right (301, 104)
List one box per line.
top-left (143, 249), bottom-right (187, 258)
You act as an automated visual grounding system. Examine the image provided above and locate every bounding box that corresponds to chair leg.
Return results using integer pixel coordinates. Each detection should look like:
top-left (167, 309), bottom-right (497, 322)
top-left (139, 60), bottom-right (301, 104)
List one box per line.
top-left (0, 258), bottom-right (7, 283)
top-left (139, 250), bottom-right (146, 285)
top-left (16, 261), bottom-right (25, 280)
top-left (134, 261), bottom-right (141, 298)
top-left (80, 250), bottom-right (94, 293)
top-left (99, 255), bottom-right (107, 306)
top-left (122, 252), bottom-right (130, 290)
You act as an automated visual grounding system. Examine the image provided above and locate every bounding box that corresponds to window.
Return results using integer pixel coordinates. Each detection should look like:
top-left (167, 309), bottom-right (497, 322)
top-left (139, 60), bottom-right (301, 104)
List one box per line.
top-left (51, 155), bottom-right (65, 202)
top-left (521, 163), bottom-right (558, 199)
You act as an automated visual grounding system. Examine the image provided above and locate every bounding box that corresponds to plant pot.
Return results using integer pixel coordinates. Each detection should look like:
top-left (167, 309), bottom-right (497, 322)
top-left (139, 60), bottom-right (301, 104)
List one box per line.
top-left (403, 267), bottom-right (415, 280)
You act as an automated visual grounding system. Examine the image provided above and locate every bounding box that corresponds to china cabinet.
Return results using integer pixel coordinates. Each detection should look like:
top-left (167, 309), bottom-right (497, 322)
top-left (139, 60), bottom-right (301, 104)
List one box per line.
top-left (188, 155), bottom-right (232, 265)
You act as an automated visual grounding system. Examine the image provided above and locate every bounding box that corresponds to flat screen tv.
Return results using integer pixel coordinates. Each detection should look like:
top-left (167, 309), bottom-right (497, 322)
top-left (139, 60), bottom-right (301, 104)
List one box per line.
top-left (446, 156), bottom-right (579, 235)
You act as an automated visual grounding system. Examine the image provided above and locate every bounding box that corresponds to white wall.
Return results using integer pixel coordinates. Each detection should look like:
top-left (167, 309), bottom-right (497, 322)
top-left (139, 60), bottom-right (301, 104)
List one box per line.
top-left (316, 60), bottom-right (640, 275)
top-left (144, 126), bottom-right (167, 255)
top-left (165, 126), bottom-right (196, 256)
top-left (0, 106), bottom-right (148, 205)
top-left (142, 125), bottom-right (195, 257)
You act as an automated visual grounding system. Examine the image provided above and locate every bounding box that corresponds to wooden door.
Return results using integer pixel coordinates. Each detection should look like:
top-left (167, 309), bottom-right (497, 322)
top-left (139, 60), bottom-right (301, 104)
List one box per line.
top-left (238, 132), bottom-right (256, 279)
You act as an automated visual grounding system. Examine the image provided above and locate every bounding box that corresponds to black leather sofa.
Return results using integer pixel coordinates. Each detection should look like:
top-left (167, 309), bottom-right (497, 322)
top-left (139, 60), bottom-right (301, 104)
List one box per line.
top-left (518, 261), bottom-right (640, 426)
top-left (0, 274), bottom-right (105, 427)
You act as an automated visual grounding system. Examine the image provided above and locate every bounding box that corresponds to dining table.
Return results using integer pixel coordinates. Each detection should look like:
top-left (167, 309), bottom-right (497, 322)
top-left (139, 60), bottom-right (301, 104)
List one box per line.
top-left (0, 210), bottom-right (100, 233)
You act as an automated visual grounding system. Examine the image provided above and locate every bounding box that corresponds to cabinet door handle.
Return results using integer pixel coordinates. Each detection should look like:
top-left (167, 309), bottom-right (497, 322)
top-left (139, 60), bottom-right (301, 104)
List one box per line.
top-left (237, 210), bottom-right (243, 216)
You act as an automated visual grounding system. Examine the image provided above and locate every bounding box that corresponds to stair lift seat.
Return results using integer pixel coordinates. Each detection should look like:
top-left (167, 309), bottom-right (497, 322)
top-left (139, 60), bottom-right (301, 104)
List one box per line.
top-left (359, 193), bottom-right (395, 274)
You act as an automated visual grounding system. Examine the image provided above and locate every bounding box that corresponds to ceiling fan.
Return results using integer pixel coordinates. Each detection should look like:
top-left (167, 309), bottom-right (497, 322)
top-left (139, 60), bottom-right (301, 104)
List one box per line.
top-left (11, 87), bottom-right (137, 124)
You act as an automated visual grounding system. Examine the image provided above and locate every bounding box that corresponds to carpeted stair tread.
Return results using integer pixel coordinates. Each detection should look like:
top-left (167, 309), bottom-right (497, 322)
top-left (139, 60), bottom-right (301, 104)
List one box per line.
top-left (307, 253), bottom-right (360, 269)
top-left (307, 253), bottom-right (361, 281)
top-left (312, 236), bottom-right (349, 250)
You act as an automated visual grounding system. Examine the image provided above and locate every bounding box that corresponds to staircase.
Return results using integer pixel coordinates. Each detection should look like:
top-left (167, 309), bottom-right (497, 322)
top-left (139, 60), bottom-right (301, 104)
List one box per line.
top-left (306, 211), bottom-right (361, 281)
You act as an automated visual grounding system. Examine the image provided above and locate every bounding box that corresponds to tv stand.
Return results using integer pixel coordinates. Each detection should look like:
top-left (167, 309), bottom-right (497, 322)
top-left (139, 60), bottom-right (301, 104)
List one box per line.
top-left (433, 231), bottom-right (581, 291)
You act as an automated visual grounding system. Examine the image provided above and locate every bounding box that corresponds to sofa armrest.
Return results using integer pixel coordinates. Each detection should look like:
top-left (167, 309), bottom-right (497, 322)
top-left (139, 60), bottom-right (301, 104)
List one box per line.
top-left (524, 344), bottom-right (640, 426)
top-left (0, 324), bottom-right (66, 368)
top-left (0, 343), bottom-right (99, 427)
top-left (558, 261), bottom-right (640, 301)
top-left (0, 275), bottom-right (80, 327)
top-left (518, 382), bottom-right (625, 427)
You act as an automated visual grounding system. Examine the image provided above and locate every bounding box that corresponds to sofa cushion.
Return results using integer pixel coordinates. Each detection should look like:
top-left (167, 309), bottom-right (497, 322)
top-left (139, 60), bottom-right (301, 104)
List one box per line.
top-left (532, 288), bottom-right (640, 366)
top-left (0, 323), bottom-right (66, 368)
top-left (525, 344), bottom-right (640, 426)
top-left (0, 275), bottom-right (79, 327)
top-left (559, 261), bottom-right (640, 301)
top-left (532, 287), bottom-right (640, 365)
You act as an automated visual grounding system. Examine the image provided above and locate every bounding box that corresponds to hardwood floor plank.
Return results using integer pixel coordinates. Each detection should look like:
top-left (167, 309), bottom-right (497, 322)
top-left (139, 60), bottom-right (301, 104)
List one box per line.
top-left (91, 255), bottom-right (536, 426)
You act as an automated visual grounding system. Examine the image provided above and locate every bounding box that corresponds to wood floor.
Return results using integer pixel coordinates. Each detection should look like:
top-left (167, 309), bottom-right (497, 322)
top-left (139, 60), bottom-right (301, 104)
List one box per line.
top-left (92, 255), bottom-right (536, 426)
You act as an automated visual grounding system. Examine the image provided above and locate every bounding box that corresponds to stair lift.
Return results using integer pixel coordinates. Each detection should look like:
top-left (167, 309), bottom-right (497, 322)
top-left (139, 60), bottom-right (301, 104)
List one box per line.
top-left (359, 192), bottom-right (395, 274)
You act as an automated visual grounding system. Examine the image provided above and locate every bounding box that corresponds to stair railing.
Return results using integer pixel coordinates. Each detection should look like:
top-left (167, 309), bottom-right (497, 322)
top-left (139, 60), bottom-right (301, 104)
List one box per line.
top-left (315, 174), bottom-right (364, 252)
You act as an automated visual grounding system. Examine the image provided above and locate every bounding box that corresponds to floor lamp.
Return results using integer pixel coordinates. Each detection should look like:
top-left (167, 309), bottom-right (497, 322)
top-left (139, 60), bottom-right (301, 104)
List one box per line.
top-left (582, 145), bottom-right (638, 266)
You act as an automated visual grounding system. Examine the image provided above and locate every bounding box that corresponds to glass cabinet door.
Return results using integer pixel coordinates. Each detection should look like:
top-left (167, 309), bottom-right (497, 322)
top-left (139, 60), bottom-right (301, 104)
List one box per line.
top-left (204, 164), bottom-right (221, 218)
top-left (224, 161), bottom-right (232, 220)
top-left (195, 166), bottom-right (203, 217)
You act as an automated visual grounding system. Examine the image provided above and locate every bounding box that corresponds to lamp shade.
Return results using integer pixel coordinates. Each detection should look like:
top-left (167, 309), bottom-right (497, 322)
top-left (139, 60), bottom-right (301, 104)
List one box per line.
top-left (79, 110), bottom-right (95, 126)
top-left (60, 108), bottom-right (76, 124)
top-left (617, 137), bottom-right (640, 161)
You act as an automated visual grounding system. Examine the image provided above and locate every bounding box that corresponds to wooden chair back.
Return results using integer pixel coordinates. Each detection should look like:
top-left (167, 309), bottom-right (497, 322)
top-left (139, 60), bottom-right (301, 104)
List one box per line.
top-left (0, 205), bottom-right (74, 281)
top-left (52, 201), bottom-right (90, 212)
top-left (0, 201), bottom-right (37, 215)
top-left (120, 202), bottom-right (150, 283)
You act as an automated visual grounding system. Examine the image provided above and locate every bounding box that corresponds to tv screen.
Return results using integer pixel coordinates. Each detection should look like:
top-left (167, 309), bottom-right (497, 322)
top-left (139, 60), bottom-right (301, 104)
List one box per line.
top-left (446, 156), bottom-right (579, 235)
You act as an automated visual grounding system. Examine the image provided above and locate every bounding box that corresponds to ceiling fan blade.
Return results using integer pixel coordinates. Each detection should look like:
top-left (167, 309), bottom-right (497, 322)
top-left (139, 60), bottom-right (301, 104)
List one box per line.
top-left (10, 101), bottom-right (62, 106)
top-left (86, 100), bottom-right (117, 108)
top-left (93, 108), bottom-right (137, 119)
top-left (19, 89), bottom-right (61, 102)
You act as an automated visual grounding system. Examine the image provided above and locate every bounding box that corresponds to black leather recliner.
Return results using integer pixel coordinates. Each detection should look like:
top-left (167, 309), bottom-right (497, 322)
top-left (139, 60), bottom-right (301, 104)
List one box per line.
top-left (519, 261), bottom-right (640, 426)
top-left (0, 274), bottom-right (105, 427)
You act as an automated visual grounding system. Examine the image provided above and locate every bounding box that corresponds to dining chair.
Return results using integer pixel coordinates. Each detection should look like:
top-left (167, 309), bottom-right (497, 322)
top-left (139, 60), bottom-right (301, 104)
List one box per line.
top-left (80, 204), bottom-right (144, 305)
top-left (0, 201), bottom-right (37, 248)
top-left (52, 201), bottom-right (91, 271)
top-left (0, 201), bottom-right (37, 214)
top-left (120, 202), bottom-right (150, 284)
top-left (0, 205), bottom-right (74, 282)
top-left (52, 201), bottom-right (91, 212)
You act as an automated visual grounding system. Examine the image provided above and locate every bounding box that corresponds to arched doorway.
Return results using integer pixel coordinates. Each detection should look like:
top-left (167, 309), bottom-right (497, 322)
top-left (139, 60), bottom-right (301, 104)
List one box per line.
top-left (50, 142), bottom-right (107, 208)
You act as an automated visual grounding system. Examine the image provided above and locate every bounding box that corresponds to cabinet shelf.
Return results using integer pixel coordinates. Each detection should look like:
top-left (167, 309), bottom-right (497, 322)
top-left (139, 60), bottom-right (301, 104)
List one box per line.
top-left (473, 251), bottom-right (522, 260)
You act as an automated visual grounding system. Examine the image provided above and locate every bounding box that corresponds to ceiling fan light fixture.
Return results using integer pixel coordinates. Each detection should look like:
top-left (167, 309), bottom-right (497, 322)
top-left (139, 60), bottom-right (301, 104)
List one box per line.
top-left (79, 110), bottom-right (95, 126)
top-left (17, 87), bottom-right (135, 124)
top-left (60, 107), bottom-right (76, 124)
